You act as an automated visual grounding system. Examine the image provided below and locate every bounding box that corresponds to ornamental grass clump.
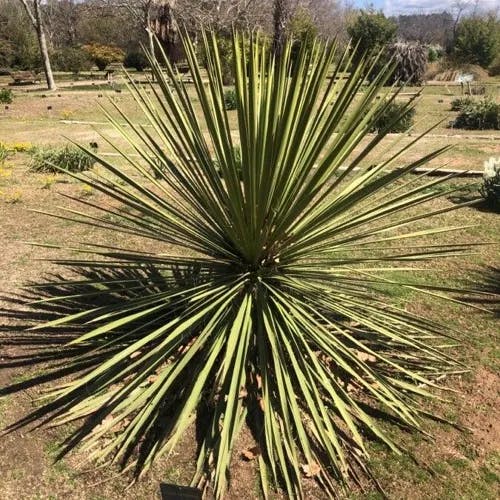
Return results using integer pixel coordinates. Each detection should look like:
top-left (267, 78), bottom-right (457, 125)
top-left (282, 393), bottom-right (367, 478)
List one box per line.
top-left (29, 144), bottom-right (96, 173)
top-left (7, 32), bottom-right (478, 498)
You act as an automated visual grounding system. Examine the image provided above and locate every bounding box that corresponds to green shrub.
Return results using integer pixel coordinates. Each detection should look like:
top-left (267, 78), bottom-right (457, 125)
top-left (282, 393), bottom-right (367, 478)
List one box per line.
top-left (289, 6), bottom-right (318, 64)
top-left (450, 96), bottom-right (474, 111)
top-left (453, 98), bottom-right (500, 130)
top-left (0, 88), bottom-right (13, 104)
top-left (124, 51), bottom-right (149, 71)
top-left (480, 158), bottom-right (500, 209)
top-left (347, 10), bottom-right (397, 64)
top-left (29, 145), bottom-right (95, 173)
top-left (370, 100), bottom-right (416, 133)
top-left (223, 88), bottom-right (237, 110)
top-left (52, 47), bottom-right (92, 73)
top-left (199, 35), bottom-right (254, 85)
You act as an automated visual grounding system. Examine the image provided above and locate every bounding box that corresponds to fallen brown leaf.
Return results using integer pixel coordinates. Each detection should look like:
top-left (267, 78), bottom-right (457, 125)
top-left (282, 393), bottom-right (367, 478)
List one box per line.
top-left (241, 445), bottom-right (261, 461)
top-left (301, 461), bottom-right (321, 477)
top-left (356, 350), bottom-right (376, 363)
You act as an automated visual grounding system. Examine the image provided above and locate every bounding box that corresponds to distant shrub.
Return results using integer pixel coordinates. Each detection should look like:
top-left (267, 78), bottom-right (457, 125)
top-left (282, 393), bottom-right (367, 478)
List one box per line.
top-left (124, 51), bottom-right (149, 71)
top-left (427, 47), bottom-right (438, 63)
top-left (224, 88), bottom-right (237, 110)
top-left (52, 47), bottom-right (92, 73)
top-left (289, 6), bottom-right (318, 64)
top-left (450, 96), bottom-right (474, 111)
top-left (29, 145), bottom-right (96, 173)
top-left (0, 142), bottom-right (9, 164)
top-left (481, 158), bottom-right (500, 209)
top-left (427, 46), bottom-right (444, 63)
top-left (452, 98), bottom-right (500, 130)
top-left (347, 11), bottom-right (397, 65)
top-left (0, 88), bottom-right (13, 104)
top-left (82, 43), bottom-right (125, 71)
top-left (370, 101), bottom-right (416, 133)
top-left (489, 55), bottom-right (500, 76)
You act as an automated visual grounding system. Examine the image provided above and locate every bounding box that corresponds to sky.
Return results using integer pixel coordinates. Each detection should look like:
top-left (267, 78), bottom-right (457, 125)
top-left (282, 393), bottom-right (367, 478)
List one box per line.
top-left (353, 0), bottom-right (500, 15)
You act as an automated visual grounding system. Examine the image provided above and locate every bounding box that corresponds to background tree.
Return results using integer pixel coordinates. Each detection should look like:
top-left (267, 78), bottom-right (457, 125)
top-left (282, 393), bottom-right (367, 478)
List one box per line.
top-left (18, 0), bottom-right (56, 89)
top-left (393, 12), bottom-right (455, 46)
top-left (273, 0), bottom-right (291, 57)
top-left (0, 0), bottom-right (39, 70)
top-left (44, 0), bottom-right (79, 48)
top-left (452, 15), bottom-right (500, 68)
top-left (288, 5), bottom-right (318, 62)
top-left (1, 0), bottom-right (352, 71)
top-left (347, 10), bottom-right (397, 62)
top-left (387, 41), bottom-right (428, 85)
top-left (81, 43), bottom-right (125, 70)
top-left (174, 0), bottom-right (270, 33)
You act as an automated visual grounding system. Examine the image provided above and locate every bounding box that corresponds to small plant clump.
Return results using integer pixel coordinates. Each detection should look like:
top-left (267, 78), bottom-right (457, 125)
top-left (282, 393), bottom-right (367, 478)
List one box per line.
top-left (452, 98), bottom-right (500, 130)
top-left (29, 145), bottom-right (96, 173)
top-left (0, 88), bottom-right (13, 104)
top-left (450, 96), bottom-right (475, 111)
top-left (370, 100), bottom-right (416, 133)
top-left (480, 158), bottom-right (500, 210)
top-left (0, 142), bottom-right (9, 165)
top-left (223, 88), bottom-right (238, 110)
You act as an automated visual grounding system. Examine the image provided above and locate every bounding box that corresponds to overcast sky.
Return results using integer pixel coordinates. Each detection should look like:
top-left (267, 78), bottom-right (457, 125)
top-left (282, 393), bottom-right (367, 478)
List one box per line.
top-left (353, 0), bottom-right (500, 15)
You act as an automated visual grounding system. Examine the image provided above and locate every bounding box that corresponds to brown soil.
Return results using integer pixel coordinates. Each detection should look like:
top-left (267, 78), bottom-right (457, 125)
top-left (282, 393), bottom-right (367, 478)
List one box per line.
top-left (461, 368), bottom-right (500, 458)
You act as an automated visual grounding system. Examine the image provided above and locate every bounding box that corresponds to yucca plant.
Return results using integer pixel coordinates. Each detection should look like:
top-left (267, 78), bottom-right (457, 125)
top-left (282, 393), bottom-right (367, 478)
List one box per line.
top-left (7, 32), bottom-right (477, 498)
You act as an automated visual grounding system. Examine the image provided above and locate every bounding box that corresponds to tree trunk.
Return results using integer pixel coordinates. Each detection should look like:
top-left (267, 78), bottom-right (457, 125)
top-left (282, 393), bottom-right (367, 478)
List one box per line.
top-left (35, 24), bottom-right (56, 90)
top-left (152, 1), bottom-right (180, 63)
top-left (273, 0), bottom-right (290, 59)
top-left (144, 7), bottom-right (156, 82)
top-left (20, 0), bottom-right (56, 90)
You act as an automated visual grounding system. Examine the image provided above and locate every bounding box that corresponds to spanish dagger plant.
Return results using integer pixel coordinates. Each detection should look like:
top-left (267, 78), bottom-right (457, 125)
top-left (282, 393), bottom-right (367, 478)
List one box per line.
top-left (8, 32), bottom-right (476, 497)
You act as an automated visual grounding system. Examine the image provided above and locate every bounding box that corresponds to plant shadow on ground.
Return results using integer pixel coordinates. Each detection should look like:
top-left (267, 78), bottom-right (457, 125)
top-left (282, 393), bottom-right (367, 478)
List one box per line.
top-left (463, 266), bottom-right (500, 317)
top-left (0, 262), bottom-right (373, 491)
top-left (0, 263), bottom-right (213, 473)
top-left (447, 185), bottom-right (500, 215)
top-left (1, 261), bottom-right (499, 497)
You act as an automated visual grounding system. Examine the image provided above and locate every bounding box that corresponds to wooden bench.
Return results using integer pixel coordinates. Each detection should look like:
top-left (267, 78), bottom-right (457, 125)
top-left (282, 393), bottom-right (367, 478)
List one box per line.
top-left (10, 71), bottom-right (41, 85)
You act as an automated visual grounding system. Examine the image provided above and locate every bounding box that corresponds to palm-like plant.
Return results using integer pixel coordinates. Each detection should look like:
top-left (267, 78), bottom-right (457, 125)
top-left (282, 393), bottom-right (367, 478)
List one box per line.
top-left (9, 33), bottom-right (474, 497)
